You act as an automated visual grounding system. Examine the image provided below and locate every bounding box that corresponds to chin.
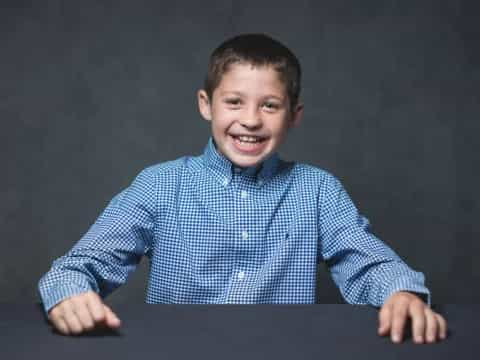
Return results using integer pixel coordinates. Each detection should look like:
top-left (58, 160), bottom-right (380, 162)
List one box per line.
top-left (231, 153), bottom-right (268, 168)
top-left (233, 159), bottom-right (261, 168)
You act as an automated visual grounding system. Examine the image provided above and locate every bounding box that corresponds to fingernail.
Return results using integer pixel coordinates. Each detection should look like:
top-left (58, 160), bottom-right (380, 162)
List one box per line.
top-left (416, 336), bottom-right (423, 343)
top-left (392, 334), bottom-right (400, 342)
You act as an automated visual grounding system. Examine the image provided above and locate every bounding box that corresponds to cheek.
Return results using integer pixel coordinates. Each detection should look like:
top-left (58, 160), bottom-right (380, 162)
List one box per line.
top-left (270, 117), bottom-right (289, 134)
top-left (212, 109), bottom-right (235, 127)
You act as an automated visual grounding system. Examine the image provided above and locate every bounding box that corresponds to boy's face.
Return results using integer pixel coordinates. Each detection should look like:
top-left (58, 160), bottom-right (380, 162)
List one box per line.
top-left (198, 63), bottom-right (303, 168)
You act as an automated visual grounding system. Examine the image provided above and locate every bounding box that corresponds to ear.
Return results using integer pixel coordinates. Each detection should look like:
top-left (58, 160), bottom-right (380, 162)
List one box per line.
top-left (197, 89), bottom-right (212, 121)
top-left (288, 102), bottom-right (304, 128)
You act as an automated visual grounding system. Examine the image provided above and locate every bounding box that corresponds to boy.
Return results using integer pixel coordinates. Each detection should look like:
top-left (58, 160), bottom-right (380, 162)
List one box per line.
top-left (38, 33), bottom-right (447, 343)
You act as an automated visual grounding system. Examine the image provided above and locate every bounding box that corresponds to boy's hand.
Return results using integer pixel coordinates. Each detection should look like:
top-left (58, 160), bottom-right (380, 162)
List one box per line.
top-left (378, 291), bottom-right (447, 344)
top-left (48, 290), bottom-right (122, 335)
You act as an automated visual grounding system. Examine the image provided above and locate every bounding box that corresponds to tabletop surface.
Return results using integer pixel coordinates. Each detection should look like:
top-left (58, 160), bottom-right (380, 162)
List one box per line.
top-left (0, 303), bottom-right (478, 359)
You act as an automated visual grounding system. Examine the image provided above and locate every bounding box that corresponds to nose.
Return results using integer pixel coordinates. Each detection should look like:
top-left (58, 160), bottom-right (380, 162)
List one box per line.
top-left (239, 106), bottom-right (262, 129)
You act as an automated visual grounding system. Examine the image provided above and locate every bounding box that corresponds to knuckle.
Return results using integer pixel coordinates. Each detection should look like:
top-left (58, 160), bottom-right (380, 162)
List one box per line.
top-left (90, 302), bottom-right (106, 322)
top-left (87, 291), bottom-right (100, 301)
top-left (49, 313), bottom-right (60, 323)
top-left (396, 293), bottom-right (410, 302)
top-left (393, 297), bottom-right (408, 307)
top-left (103, 305), bottom-right (113, 316)
top-left (70, 295), bottom-right (85, 307)
top-left (59, 300), bottom-right (74, 313)
top-left (93, 311), bottom-right (106, 322)
top-left (80, 314), bottom-right (95, 328)
top-left (378, 306), bottom-right (389, 316)
top-left (76, 309), bottom-right (95, 328)
top-left (392, 308), bottom-right (406, 318)
top-left (413, 300), bottom-right (425, 309)
top-left (81, 291), bottom-right (95, 302)
top-left (49, 306), bottom-right (60, 317)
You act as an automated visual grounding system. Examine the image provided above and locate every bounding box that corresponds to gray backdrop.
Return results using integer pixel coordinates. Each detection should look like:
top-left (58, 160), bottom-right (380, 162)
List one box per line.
top-left (1, 0), bottom-right (478, 306)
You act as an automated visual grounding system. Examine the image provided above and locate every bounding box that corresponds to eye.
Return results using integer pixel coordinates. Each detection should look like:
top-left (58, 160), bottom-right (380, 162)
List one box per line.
top-left (225, 98), bottom-right (241, 106)
top-left (262, 101), bottom-right (280, 111)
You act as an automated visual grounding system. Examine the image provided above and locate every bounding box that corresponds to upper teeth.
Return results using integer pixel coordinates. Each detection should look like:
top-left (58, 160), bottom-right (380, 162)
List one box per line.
top-left (237, 136), bottom-right (263, 142)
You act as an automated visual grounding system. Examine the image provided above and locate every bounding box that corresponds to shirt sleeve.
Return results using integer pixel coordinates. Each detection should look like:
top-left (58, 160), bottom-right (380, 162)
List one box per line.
top-left (318, 173), bottom-right (431, 308)
top-left (37, 168), bottom-right (156, 316)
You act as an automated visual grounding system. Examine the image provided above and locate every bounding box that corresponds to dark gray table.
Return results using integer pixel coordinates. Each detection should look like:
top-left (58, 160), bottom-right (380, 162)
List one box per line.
top-left (0, 303), bottom-right (477, 359)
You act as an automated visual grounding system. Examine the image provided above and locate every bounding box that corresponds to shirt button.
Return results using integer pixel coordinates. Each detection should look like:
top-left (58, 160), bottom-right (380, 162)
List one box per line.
top-left (242, 231), bottom-right (249, 240)
top-left (238, 271), bottom-right (245, 280)
top-left (257, 179), bottom-right (264, 186)
top-left (241, 190), bottom-right (248, 198)
top-left (222, 178), bottom-right (229, 187)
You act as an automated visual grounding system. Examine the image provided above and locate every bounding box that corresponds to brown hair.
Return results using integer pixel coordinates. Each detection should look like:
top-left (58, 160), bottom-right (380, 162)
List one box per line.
top-left (204, 33), bottom-right (302, 111)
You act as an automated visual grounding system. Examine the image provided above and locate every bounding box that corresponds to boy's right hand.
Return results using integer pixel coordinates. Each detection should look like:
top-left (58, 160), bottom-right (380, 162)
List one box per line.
top-left (48, 290), bottom-right (122, 335)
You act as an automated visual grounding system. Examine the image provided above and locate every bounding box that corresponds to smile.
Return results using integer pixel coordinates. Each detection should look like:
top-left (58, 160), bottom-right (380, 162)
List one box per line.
top-left (230, 134), bottom-right (268, 155)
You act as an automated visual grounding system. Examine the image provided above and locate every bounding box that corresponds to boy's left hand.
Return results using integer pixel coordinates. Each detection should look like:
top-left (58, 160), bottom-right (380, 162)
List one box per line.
top-left (378, 291), bottom-right (448, 344)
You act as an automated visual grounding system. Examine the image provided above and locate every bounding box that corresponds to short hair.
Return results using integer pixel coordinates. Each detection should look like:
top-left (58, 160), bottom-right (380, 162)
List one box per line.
top-left (204, 33), bottom-right (302, 111)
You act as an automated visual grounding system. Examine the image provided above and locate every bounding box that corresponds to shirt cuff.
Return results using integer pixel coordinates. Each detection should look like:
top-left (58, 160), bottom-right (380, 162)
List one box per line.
top-left (39, 281), bottom-right (93, 317)
top-left (383, 275), bottom-right (432, 307)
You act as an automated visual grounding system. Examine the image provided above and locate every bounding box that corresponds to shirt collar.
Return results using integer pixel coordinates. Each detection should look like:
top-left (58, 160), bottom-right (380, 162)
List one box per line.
top-left (202, 136), bottom-right (280, 186)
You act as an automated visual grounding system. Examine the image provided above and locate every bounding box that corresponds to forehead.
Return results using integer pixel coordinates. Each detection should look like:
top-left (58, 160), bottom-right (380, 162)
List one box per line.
top-left (216, 62), bottom-right (287, 97)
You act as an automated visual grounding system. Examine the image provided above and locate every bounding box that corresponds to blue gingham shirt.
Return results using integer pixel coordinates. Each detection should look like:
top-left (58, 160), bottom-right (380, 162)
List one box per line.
top-left (38, 137), bottom-right (430, 315)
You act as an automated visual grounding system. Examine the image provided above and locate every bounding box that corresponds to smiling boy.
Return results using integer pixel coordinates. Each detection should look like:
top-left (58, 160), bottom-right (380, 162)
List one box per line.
top-left (38, 33), bottom-right (447, 343)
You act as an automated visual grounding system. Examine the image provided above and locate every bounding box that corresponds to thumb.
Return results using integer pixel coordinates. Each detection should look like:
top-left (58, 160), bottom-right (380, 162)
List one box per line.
top-left (102, 304), bottom-right (122, 328)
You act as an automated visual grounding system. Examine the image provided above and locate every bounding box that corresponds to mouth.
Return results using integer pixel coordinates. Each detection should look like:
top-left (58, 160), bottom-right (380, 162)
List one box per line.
top-left (229, 134), bottom-right (269, 155)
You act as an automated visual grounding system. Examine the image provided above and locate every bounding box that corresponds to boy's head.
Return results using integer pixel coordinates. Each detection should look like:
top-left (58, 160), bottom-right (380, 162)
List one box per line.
top-left (198, 33), bottom-right (304, 169)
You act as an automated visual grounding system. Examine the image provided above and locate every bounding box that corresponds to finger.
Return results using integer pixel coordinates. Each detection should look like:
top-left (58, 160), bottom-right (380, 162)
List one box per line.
top-left (71, 297), bottom-right (95, 332)
top-left (86, 292), bottom-right (106, 323)
top-left (61, 302), bottom-right (84, 335)
top-left (378, 304), bottom-right (393, 336)
top-left (409, 302), bottom-right (426, 344)
top-left (103, 304), bottom-right (122, 328)
top-left (55, 317), bottom-right (70, 335)
top-left (436, 313), bottom-right (448, 340)
top-left (424, 309), bottom-right (438, 343)
top-left (48, 306), bottom-right (61, 325)
top-left (390, 303), bottom-right (408, 343)
top-left (48, 308), bottom-right (70, 335)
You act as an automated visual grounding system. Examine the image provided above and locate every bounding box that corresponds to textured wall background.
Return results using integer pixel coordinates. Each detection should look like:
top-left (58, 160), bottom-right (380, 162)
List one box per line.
top-left (1, 0), bottom-right (478, 306)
